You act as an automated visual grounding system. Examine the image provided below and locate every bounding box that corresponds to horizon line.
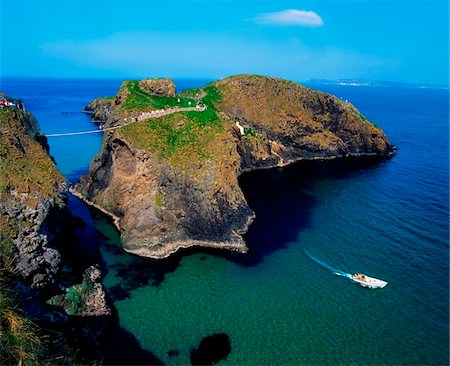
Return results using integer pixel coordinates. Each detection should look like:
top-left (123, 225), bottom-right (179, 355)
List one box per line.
top-left (0, 75), bottom-right (448, 89)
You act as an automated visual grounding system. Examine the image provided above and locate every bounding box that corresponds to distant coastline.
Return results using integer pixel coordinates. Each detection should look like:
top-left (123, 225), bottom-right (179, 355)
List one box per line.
top-left (303, 78), bottom-right (449, 89)
top-left (1, 75), bottom-right (448, 90)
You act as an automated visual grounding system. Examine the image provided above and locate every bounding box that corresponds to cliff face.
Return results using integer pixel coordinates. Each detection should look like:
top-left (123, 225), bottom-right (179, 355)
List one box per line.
top-left (0, 105), bottom-right (68, 289)
top-left (0, 95), bottom-right (113, 364)
top-left (84, 97), bottom-right (115, 123)
top-left (75, 75), bottom-right (395, 259)
top-left (76, 134), bottom-right (253, 258)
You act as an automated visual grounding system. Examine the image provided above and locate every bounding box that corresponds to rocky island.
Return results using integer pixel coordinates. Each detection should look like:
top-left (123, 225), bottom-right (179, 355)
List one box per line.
top-left (75, 75), bottom-right (395, 259)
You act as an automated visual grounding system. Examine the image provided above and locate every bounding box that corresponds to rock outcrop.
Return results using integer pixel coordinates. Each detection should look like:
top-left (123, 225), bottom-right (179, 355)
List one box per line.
top-left (138, 78), bottom-right (176, 97)
top-left (84, 97), bottom-right (115, 123)
top-left (0, 102), bottom-right (68, 289)
top-left (75, 75), bottom-right (395, 259)
top-left (48, 266), bottom-right (111, 316)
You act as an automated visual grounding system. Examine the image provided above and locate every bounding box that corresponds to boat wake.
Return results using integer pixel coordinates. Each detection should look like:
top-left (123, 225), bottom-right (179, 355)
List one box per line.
top-left (304, 250), bottom-right (353, 280)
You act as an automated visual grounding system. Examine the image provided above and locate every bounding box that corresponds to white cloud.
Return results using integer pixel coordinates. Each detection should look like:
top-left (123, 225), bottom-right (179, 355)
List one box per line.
top-left (255, 9), bottom-right (324, 27)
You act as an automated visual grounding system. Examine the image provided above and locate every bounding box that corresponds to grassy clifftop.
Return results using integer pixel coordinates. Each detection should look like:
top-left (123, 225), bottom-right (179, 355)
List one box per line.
top-left (0, 109), bottom-right (65, 202)
top-left (118, 84), bottom-right (224, 165)
top-left (112, 75), bottom-right (392, 167)
top-left (118, 80), bottom-right (197, 111)
top-left (0, 106), bottom-right (67, 365)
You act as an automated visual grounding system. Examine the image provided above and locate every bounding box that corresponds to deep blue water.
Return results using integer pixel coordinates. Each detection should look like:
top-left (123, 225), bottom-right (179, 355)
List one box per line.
top-left (1, 78), bottom-right (448, 365)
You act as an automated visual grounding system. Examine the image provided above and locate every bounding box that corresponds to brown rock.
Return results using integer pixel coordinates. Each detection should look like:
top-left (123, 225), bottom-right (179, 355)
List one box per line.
top-left (138, 78), bottom-right (176, 97)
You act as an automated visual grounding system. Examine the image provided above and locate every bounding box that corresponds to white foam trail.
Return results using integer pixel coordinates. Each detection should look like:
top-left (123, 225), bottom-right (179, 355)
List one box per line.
top-left (304, 250), bottom-right (353, 280)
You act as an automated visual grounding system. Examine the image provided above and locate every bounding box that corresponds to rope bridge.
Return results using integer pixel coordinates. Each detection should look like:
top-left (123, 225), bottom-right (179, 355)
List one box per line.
top-left (45, 105), bottom-right (206, 137)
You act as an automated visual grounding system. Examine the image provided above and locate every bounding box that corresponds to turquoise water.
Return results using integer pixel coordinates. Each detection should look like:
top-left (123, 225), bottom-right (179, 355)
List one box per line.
top-left (1, 78), bottom-right (448, 364)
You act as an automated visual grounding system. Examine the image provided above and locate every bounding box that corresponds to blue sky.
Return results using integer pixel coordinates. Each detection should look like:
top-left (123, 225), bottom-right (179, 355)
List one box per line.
top-left (1, 0), bottom-right (448, 85)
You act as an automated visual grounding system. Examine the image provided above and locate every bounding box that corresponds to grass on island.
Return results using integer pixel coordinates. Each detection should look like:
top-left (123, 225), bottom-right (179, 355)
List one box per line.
top-left (121, 80), bottom-right (197, 111)
top-left (0, 109), bottom-right (65, 201)
top-left (349, 105), bottom-right (381, 130)
top-left (119, 109), bottom-right (222, 165)
top-left (118, 84), bottom-right (224, 165)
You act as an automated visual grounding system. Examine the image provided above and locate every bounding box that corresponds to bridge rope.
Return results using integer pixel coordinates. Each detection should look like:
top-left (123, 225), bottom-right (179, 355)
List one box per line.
top-left (45, 105), bottom-right (206, 137)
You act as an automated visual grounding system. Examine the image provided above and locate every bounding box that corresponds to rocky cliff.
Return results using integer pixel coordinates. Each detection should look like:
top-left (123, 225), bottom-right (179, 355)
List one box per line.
top-left (75, 75), bottom-right (395, 259)
top-left (0, 95), bottom-right (112, 364)
top-left (0, 103), bottom-right (68, 289)
top-left (84, 97), bottom-right (115, 123)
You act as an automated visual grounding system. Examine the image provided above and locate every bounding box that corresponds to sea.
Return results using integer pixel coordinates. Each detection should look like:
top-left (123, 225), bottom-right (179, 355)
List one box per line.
top-left (1, 77), bottom-right (448, 365)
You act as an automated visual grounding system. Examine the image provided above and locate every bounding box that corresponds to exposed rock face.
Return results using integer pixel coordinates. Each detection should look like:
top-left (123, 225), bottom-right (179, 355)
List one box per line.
top-left (75, 75), bottom-right (395, 259)
top-left (1, 192), bottom-right (68, 289)
top-left (75, 136), bottom-right (253, 258)
top-left (0, 94), bottom-right (115, 364)
top-left (138, 78), bottom-right (176, 97)
top-left (84, 98), bottom-right (115, 123)
top-left (0, 102), bottom-right (68, 289)
top-left (49, 266), bottom-right (111, 316)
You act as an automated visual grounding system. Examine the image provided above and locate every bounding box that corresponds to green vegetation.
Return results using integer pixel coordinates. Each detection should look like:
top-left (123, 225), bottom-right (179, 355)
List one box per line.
top-left (202, 84), bottom-right (223, 106)
top-left (0, 109), bottom-right (65, 200)
top-left (119, 85), bottom-right (224, 165)
top-left (155, 191), bottom-right (165, 207)
top-left (243, 126), bottom-right (260, 138)
top-left (65, 287), bottom-right (82, 316)
top-left (121, 80), bottom-right (196, 111)
top-left (119, 110), bottom-right (221, 165)
top-left (49, 277), bottom-right (93, 316)
top-left (179, 87), bottom-right (203, 99)
top-left (0, 239), bottom-right (44, 365)
top-left (349, 105), bottom-right (381, 130)
top-left (0, 109), bottom-right (60, 364)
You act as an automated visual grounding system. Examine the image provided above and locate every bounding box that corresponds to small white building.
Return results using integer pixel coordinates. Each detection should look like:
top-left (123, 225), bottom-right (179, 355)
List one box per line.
top-left (235, 121), bottom-right (245, 136)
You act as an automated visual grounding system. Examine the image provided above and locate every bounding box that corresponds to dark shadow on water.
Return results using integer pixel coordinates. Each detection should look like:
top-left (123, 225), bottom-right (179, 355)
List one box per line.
top-left (54, 196), bottom-right (164, 364)
top-left (190, 333), bottom-right (231, 365)
top-left (105, 157), bottom-right (390, 272)
top-left (106, 252), bottom-right (181, 301)
top-left (229, 157), bottom-right (390, 267)
top-left (99, 306), bottom-right (163, 365)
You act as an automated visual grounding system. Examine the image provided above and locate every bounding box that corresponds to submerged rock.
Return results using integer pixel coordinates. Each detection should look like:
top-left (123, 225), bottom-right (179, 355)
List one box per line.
top-left (190, 333), bottom-right (231, 365)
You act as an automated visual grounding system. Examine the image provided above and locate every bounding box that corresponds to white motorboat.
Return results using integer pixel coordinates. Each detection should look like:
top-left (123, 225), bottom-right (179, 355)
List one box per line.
top-left (351, 273), bottom-right (388, 288)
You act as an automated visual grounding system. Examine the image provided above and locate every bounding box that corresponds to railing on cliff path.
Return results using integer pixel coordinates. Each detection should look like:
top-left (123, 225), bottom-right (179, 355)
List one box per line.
top-left (45, 105), bottom-right (206, 137)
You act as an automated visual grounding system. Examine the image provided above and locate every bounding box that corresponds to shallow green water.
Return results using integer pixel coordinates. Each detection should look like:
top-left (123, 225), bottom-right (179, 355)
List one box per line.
top-left (93, 84), bottom-right (448, 365)
top-left (94, 161), bottom-right (447, 364)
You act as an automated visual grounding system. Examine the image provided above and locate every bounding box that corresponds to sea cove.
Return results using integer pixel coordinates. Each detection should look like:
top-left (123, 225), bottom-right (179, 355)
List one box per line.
top-left (2, 78), bottom-right (448, 364)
